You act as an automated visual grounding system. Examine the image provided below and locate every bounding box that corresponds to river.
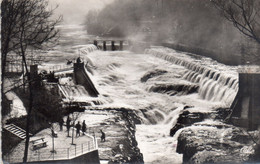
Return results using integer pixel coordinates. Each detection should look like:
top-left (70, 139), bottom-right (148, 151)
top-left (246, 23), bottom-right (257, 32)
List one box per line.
top-left (42, 24), bottom-right (237, 163)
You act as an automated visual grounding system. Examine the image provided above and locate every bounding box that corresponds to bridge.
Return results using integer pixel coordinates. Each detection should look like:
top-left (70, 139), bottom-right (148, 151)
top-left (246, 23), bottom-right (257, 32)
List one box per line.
top-left (93, 39), bottom-right (129, 51)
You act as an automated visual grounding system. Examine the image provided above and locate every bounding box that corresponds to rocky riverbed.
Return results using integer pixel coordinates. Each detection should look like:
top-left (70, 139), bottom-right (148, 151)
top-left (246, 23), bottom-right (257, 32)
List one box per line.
top-left (77, 108), bottom-right (144, 163)
top-left (171, 107), bottom-right (260, 163)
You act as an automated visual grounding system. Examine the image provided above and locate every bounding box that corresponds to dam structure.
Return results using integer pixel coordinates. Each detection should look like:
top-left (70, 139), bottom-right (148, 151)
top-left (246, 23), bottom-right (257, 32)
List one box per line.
top-left (145, 46), bottom-right (239, 107)
top-left (73, 57), bottom-right (99, 97)
top-left (4, 41), bottom-right (259, 163)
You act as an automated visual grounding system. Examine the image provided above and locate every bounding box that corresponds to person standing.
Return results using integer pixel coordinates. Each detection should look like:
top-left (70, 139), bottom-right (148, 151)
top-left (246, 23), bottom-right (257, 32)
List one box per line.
top-left (76, 121), bottom-right (81, 137)
top-left (59, 117), bottom-right (64, 131)
top-left (100, 129), bottom-right (106, 142)
top-left (82, 120), bottom-right (87, 135)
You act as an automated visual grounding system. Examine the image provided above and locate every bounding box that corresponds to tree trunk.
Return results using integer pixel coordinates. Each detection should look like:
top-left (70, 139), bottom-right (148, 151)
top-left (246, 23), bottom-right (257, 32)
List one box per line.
top-left (20, 46), bottom-right (32, 163)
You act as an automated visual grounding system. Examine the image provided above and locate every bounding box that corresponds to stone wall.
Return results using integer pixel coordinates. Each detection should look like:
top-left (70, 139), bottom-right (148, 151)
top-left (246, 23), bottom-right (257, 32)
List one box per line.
top-left (73, 62), bottom-right (99, 97)
top-left (231, 72), bottom-right (260, 130)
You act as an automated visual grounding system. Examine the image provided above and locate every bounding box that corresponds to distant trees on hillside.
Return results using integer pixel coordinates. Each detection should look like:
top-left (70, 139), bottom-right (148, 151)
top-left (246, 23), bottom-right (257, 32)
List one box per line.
top-left (84, 0), bottom-right (260, 64)
top-left (84, 0), bottom-right (153, 37)
top-left (84, 0), bottom-right (234, 47)
top-left (84, 0), bottom-right (223, 39)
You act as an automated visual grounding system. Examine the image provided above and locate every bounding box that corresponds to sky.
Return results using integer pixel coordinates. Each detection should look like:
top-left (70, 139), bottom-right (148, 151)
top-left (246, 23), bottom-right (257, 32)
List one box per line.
top-left (48, 0), bottom-right (114, 25)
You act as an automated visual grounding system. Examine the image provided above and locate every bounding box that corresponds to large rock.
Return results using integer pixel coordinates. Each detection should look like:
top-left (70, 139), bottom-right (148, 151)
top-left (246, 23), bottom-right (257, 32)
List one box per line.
top-left (170, 108), bottom-right (232, 137)
top-left (176, 121), bottom-right (258, 163)
top-left (170, 110), bottom-right (207, 136)
top-left (107, 109), bottom-right (144, 164)
top-left (140, 69), bottom-right (167, 82)
top-left (88, 108), bottom-right (144, 164)
top-left (147, 83), bottom-right (199, 96)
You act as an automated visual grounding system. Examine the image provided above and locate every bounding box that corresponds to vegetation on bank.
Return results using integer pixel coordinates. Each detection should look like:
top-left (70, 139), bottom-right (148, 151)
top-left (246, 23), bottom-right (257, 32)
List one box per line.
top-left (2, 0), bottom-right (61, 161)
top-left (84, 0), bottom-right (260, 65)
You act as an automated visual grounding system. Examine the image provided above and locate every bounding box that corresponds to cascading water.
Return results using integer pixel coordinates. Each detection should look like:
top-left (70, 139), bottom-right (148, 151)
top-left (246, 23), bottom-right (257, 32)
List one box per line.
top-left (78, 44), bottom-right (98, 55)
top-left (145, 47), bottom-right (239, 107)
top-left (84, 46), bottom-right (239, 163)
top-left (43, 25), bottom-right (241, 163)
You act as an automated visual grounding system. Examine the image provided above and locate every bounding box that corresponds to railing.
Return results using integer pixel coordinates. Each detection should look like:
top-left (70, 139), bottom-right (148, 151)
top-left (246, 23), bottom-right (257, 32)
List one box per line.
top-left (4, 134), bottom-right (98, 163)
top-left (49, 64), bottom-right (73, 72)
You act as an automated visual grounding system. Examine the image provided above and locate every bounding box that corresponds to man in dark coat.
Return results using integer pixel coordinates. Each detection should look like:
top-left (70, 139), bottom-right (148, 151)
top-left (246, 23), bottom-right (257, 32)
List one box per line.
top-left (59, 118), bottom-right (64, 131)
top-left (82, 120), bottom-right (87, 135)
top-left (76, 121), bottom-right (81, 137)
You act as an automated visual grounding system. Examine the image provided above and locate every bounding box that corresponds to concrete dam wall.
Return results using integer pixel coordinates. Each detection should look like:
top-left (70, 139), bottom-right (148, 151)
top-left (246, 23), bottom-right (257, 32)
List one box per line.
top-left (145, 47), bottom-right (239, 107)
top-left (73, 62), bottom-right (99, 97)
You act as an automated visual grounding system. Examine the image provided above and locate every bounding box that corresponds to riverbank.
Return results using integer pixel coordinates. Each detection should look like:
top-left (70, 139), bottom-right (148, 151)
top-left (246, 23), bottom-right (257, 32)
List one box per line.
top-left (76, 108), bottom-right (144, 163)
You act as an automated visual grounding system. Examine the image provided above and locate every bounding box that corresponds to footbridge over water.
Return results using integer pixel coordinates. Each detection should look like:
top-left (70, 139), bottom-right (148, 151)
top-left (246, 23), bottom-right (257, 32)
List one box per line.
top-left (93, 39), bottom-right (129, 51)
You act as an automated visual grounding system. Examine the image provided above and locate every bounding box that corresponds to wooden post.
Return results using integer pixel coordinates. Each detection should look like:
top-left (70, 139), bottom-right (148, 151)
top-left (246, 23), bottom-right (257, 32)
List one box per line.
top-left (103, 41), bottom-right (106, 51)
top-left (120, 41), bottom-right (123, 50)
top-left (93, 40), bottom-right (98, 47)
top-left (112, 41), bottom-right (116, 51)
top-left (82, 144), bottom-right (83, 154)
top-left (11, 62), bottom-right (13, 72)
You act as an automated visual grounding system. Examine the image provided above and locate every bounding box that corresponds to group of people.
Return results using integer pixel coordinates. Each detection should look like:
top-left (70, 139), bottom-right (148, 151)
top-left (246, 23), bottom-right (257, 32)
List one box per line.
top-left (59, 116), bottom-right (106, 141)
top-left (75, 120), bottom-right (87, 137)
top-left (58, 116), bottom-right (87, 137)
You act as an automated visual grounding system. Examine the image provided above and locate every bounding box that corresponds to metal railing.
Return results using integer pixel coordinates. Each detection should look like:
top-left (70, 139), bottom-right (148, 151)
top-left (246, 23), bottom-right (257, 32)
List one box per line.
top-left (4, 136), bottom-right (97, 163)
top-left (49, 64), bottom-right (73, 73)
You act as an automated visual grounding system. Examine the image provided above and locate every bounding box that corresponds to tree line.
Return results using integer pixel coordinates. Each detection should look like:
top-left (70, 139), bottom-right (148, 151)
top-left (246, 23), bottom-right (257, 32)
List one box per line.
top-left (84, 0), bottom-right (260, 65)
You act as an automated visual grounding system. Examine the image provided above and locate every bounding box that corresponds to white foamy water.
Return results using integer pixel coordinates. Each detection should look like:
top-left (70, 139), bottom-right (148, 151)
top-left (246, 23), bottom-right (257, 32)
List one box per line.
top-left (146, 47), bottom-right (239, 107)
top-left (84, 48), bottom-right (235, 163)
top-left (42, 25), bottom-right (239, 163)
top-left (136, 125), bottom-right (182, 164)
top-left (4, 91), bottom-right (27, 121)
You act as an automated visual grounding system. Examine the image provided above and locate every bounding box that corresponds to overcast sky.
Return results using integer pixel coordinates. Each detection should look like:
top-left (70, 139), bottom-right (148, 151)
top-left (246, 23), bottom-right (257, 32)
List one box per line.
top-left (49, 0), bottom-right (114, 25)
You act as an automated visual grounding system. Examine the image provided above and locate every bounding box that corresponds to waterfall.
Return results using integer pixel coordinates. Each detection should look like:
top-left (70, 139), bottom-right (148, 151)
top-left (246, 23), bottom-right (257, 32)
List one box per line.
top-left (79, 44), bottom-right (98, 55)
top-left (59, 84), bottom-right (90, 98)
top-left (145, 47), bottom-right (238, 106)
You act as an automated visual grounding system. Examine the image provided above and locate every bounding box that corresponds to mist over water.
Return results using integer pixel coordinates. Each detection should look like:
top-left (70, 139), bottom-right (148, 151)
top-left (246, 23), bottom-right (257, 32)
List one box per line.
top-left (33, 19), bottom-right (244, 163)
top-left (40, 22), bottom-right (241, 163)
top-left (81, 0), bottom-right (260, 65)
top-left (44, 0), bottom-right (252, 161)
top-left (49, 0), bottom-right (114, 25)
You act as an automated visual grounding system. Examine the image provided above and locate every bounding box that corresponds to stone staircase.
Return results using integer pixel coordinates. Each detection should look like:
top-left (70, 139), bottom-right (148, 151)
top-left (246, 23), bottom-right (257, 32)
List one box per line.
top-left (4, 124), bottom-right (32, 139)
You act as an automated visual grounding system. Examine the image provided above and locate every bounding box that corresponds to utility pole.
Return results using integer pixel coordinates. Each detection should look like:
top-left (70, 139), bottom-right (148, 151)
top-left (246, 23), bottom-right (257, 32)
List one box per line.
top-left (50, 123), bottom-right (56, 154)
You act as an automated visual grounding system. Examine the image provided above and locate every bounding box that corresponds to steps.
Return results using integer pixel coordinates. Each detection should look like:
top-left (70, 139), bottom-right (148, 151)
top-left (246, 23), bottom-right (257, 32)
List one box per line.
top-left (4, 124), bottom-right (32, 139)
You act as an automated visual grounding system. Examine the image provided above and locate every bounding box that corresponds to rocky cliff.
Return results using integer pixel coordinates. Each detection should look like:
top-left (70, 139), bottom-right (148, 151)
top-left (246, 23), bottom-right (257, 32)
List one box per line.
top-left (84, 107), bottom-right (144, 164)
top-left (171, 107), bottom-right (260, 163)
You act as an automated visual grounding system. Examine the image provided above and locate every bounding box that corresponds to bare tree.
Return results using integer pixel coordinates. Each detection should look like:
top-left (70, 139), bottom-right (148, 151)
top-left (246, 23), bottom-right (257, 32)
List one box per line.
top-left (211, 0), bottom-right (260, 44)
top-left (71, 112), bottom-right (81, 145)
top-left (1, 0), bottom-right (19, 78)
top-left (212, 1), bottom-right (260, 160)
top-left (1, 0), bottom-right (60, 79)
top-left (2, 0), bottom-right (62, 162)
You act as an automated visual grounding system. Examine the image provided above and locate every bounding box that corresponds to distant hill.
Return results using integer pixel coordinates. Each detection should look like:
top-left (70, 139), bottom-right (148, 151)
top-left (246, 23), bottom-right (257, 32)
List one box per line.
top-left (84, 0), bottom-right (260, 65)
